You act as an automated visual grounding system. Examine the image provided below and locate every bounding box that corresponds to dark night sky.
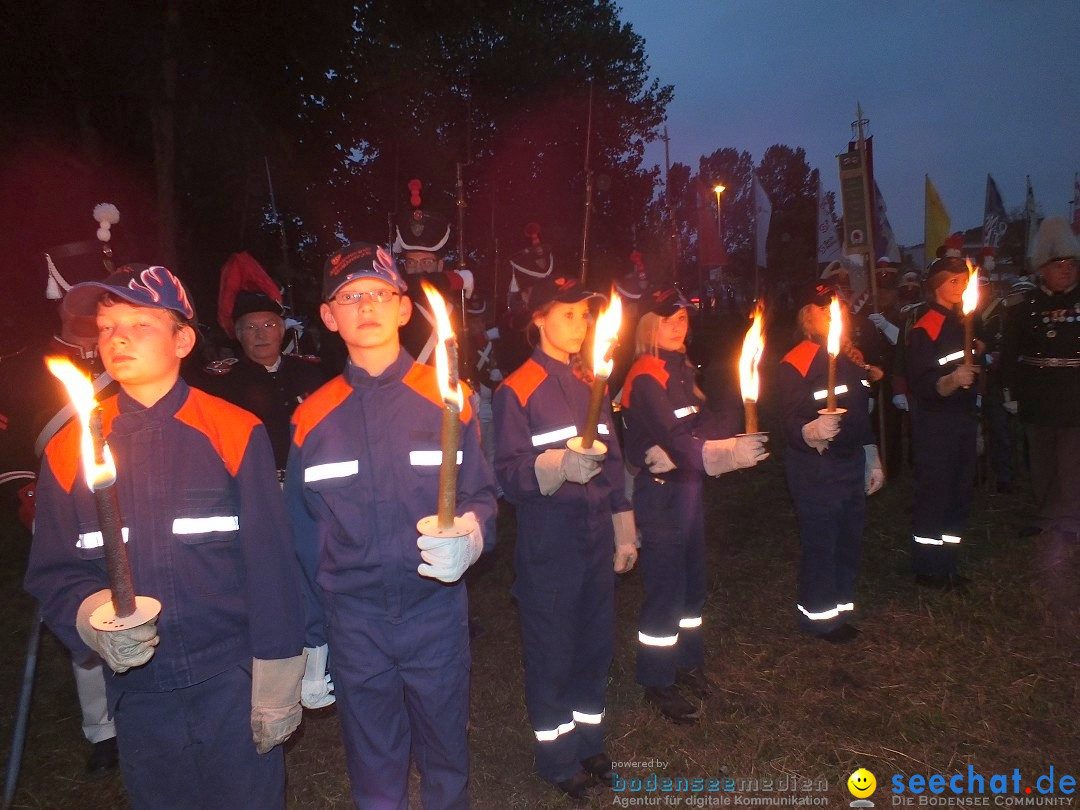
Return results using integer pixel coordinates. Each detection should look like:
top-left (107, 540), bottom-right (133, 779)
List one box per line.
top-left (618, 0), bottom-right (1080, 245)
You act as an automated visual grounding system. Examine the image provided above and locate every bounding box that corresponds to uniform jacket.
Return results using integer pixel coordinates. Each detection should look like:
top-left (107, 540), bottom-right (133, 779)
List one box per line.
top-left (1002, 283), bottom-right (1080, 427)
top-left (193, 353), bottom-right (328, 469)
top-left (24, 379), bottom-right (304, 691)
top-left (286, 350), bottom-right (496, 642)
top-left (906, 302), bottom-right (978, 415)
top-left (618, 350), bottom-right (727, 482)
top-left (776, 339), bottom-right (874, 458)
top-left (493, 349), bottom-right (630, 591)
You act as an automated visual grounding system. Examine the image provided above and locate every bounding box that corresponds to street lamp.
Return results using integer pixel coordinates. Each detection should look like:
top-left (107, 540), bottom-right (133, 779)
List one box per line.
top-left (714, 184), bottom-right (726, 311)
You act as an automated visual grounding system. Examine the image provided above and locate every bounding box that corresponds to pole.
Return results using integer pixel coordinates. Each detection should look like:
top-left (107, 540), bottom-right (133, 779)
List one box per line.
top-left (264, 156), bottom-right (293, 312)
top-left (854, 103), bottom-right (888, 472)
top-left (714, 186), bottom-right (725, 313)
top-left (3, 605), bottom-right (42, 809)
top-left (580, 81), bottom-right (595, 284)
top-left (662, 126), bottom-right (680, 280)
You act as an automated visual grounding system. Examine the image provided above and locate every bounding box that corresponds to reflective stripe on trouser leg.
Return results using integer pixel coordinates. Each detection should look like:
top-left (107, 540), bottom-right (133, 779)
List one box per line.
top-left (517, 563), bottom-right (614, 783)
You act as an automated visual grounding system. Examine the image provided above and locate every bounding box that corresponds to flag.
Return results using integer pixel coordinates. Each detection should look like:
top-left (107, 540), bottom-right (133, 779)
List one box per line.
top-left (872, 180), bottom-right (900, 263)
top-left (924, 175), bottom-right (950, 261)
top-left (695, 177), bottom-right (726, 268)
top-left (982, 174), bottom-right (1008, 249)
top-left (1024, 175), bottom-right (1038, 266)
top-left (752, 172), bottom-right (771, 268)
top-left (1072, 173), bottom-right (1080, 235)
top-left (816, 177), bottom-right (842, 264)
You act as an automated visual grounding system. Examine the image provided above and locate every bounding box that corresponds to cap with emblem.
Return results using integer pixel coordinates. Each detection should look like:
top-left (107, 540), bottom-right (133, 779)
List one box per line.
top-left (644, 284), bottom-right (693, 316)
top-left (323, 242), bottom-right (407, 300)
top-left (63, 263), bottom-right (196, 322)
top-left (528, 275), bottom-right (602, 314)
top-left (509, 223), bottom-right (555, 291)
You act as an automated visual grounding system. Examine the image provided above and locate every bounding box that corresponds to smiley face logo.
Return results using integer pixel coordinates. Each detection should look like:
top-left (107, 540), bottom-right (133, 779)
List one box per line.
top-left (847, 768), bottom-right (876, 798)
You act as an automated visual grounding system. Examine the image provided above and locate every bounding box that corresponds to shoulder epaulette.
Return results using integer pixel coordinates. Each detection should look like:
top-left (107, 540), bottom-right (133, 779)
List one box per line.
top-left (780, 340), bottom-right (820, 379)
top-left (175, 387), bottom-right (261, 476)
top-left (620, 355), bottom-right (668, 408)
top-left (403, 363), bottom-right (473, 423)
top-left (286, 353), bottom-right (322, 364)
top-left (204, 357), bottom-right (238, 375)
top-left (900, 301), bottom-right (926, 315)
top-left (501, 358), bottom-right (547, 407)
top-left (912, 308), bottom-right (946, 341)
top-left (291, 376), bottom-right (352, 448)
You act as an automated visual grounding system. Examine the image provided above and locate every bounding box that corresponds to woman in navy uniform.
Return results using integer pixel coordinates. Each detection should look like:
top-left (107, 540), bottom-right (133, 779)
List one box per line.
top-left (493, 274), bottom-right (638, 800)
top-left (906, 257), bottom-right (981, 589)
top-left (776, 282), bottom-right (883, 642)
top-left (618, 285), bottom-right (768, 723)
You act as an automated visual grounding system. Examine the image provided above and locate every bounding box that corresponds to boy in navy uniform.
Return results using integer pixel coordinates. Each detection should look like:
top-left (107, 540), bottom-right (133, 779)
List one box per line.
top-left (286, 242), bottom-right (496, 809)
top-left (906, 257), bottom-right (981, 589)
top-left (24, 265), bottom-right (305, 809)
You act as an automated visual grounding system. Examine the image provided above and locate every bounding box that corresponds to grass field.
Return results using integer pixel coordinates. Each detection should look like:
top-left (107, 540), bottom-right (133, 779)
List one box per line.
top-left (1, 405), bottom-right (1076, 809)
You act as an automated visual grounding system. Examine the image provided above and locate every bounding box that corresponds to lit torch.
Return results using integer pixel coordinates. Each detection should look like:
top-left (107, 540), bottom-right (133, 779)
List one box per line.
top-left (825, 295), bottom-right (843, 412)
top-left (416, 282), bottom-right (470, 539)
top-left (568, 292), bottom-right (622, 455)
top-left (46, 358), bottom-right (160, 631)
top-left (961, 259), bottom-right (979, 366)
top-left (739, 301), bottom-right (765, 434)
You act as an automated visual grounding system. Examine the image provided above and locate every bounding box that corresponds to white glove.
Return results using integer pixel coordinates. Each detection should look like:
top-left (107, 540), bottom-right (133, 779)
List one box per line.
top-left (867, 312), bottom-right (900, 345)
top-left (534, 448), bottom-right (602, 495)
top-left (1003, 399), bottom-right (1018, 416)
top-left (892, 393), bottom-right (909, 411)
top-left (644, 445), bottom-right (676, 473)
top-left (864, 444), bottom-right (884, 495)
top-left (702, 434), bottom-right (770, 476)
top-left (251, 653), bottom-right (306, 754)
top-left (612, 511), bottom-right (638, 573)
top-left (456, 269), bottom-right (475, 299)
top-left (300, 644), bottom-right (335, 709)
top-left (417, 511), bottom-right (483, 583)
top-left (76, 589), bottom-right (159, 674)
top-left (801, 412), bottom-right (843, 453)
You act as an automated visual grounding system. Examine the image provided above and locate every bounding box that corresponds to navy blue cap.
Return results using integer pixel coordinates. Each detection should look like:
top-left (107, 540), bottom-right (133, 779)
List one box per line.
top-left (63, 264), bottom-right (196, 321)
top-left (644, 285), bottom-right (694, 316)
top-left (323, 242), bottom-right (407, 300)
top-left (804, 281), bottom-right (838, 308)
top-left (528, 275), bottom-right (602, 313)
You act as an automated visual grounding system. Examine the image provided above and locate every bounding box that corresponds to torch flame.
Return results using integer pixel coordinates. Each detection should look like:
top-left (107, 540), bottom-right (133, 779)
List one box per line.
top-left (961, 258), bottom-right (980, 316)
top-left (592, 292), bottom-right (623, 380)
top-left (46, 357), bottom-right (116, 490)
top-left (421, 281), bottom-right (464, 411)
top-left (739, 302), bottom-right (765, 402)
top-left (826, 295), bottom-right (842, 358)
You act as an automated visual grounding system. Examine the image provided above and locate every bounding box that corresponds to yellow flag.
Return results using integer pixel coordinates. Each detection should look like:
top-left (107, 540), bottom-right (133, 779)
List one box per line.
top-left (924, 175), bottom-right (951, 261)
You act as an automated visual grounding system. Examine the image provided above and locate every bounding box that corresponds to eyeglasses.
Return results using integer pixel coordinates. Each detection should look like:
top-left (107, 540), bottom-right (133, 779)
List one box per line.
top-left (402, 257), bottom-right (439, 273)
top-left (238, 320), bottom-right (284, 332)
top-left (330, 289), bottom-right (400, 307)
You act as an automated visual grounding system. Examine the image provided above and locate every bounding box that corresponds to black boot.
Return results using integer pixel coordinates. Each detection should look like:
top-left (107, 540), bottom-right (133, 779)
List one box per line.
top-left (555, 770), bottom-right (599, 801)
top-left (815, 623), bottom-right (860, 644)
top-left (675, 667), bottom-right (712, 699)
top-left (86, 737), bottom-right (119, 775)
top-left (644, 685), bottom-right (701, 724)
top-left (580, 752), bottom-right (615, 787)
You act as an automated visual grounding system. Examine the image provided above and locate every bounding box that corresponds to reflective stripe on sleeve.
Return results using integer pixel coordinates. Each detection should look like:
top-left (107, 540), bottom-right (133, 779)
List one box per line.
top-left (531, 426), bottom-right (577, 446)
top-left (172, 516), bottom-right (240, 534)
top-left (937, 351), bottom-right (965, 366)
top-left (598, 423), bottom-right (610, 435)
top-left (534, 720), bottom-right (576, 742)
top-left (813, 385), bottom-right (849, 400)
top-left (638, 631), bottom-right (679, 647)
top-left (76, 527), bottom-right (129, 549)
top-left (304, 460), bottom-right (359, 482)
top-left (914, 535), bottom-right (943, 546)
top-left (837, 602), bottom-right (854, 613)
top-left (673, 406), bottom-right (700, 419)
top-left (572, 710), bottom-right (604, 725)
top-left (409, 450), bottom-right (463, 466)
top-left (941, 534), bottom-right (961, 544)
top-left (679, 616), bottom-right (702, 629)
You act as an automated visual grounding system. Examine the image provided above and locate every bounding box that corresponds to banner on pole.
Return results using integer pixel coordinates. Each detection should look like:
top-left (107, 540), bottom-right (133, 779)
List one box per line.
top-left (816, 177), bottom-right (842, 264)
top-left (837, 150), bottom-right (870, 254)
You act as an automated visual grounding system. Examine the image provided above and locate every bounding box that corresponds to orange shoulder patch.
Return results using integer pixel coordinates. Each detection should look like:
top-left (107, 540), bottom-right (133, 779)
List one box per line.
top-left (501, 358), bottom-right (547, 407)
top-left (620, 355), bottom-right (669, 408)
top-left (42, 396), bottom-right (121, 494)
top-left (174, 387), bottom-right (258, 476)
top-left (912, 308), bottom-right (945, 342)
top-left (291, 376), bottom-right (353, 448)
top-left (403, 363), bottom-right (473, 423)
top-left (781, 340), bottom-right (821, 378)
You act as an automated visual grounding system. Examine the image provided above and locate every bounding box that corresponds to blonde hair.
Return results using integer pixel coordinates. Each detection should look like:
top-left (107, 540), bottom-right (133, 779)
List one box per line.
top-left (634, 310), bottom-right (703, 400)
